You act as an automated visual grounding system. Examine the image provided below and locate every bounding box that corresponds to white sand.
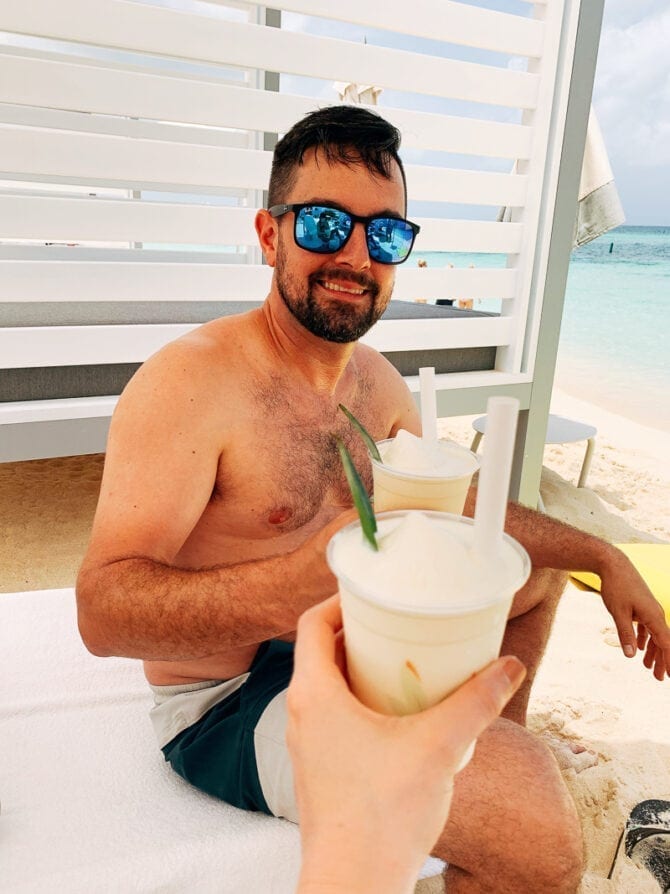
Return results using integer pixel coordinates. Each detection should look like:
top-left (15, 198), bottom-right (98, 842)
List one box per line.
top-left (1, 387), bottom-right (668, 892)
top-left (439, 388), bottom-right (669, 893)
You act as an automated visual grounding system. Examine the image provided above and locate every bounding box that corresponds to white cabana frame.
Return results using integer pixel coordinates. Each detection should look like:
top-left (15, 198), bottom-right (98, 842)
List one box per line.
top-left (0, 0), bottom-right (605, 505)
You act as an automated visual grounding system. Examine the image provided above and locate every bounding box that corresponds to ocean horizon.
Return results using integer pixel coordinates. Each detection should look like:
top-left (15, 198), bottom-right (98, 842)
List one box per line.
top-left (415, 225), bottom-right (670, 433)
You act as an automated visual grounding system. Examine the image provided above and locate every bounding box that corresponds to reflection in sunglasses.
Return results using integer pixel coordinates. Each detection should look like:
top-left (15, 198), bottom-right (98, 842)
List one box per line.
top-left (269, 203), bottom-right (420, 265)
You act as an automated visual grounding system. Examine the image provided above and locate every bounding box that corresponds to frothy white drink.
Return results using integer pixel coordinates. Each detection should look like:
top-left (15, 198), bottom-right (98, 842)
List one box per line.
top-left (337, 511), bottom-right (523, 610)
top-left (372, 432), bottom-right (479, 513)
top-left (380, 430), bottom-right (476, 478)
top-left (327, 510), bottom-right (531, 756)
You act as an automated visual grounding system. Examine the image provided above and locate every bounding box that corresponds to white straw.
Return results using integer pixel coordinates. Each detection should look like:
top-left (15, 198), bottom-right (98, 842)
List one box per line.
top-left (419, 367), bottom-right (438, 443)
top-left (473, 396), bottom-right (520, 555)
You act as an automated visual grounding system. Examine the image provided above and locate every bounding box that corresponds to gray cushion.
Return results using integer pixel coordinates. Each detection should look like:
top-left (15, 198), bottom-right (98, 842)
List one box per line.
top-left (1, 301), bottom-right (496, 401)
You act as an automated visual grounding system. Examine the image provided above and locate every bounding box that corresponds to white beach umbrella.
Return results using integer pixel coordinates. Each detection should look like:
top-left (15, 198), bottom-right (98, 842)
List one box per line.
top-left (333, 82), bottom-right (383, 106)
top-left (498, 107), bottom-right (625, 248)
top-left (573, 108), bottom-right (625, 246)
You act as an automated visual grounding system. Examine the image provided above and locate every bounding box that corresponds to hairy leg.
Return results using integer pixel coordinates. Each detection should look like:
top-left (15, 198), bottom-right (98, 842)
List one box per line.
top-left (434, 718), bottom-right (584, 894)
top-left (501, 567), bottom-right (569, 724)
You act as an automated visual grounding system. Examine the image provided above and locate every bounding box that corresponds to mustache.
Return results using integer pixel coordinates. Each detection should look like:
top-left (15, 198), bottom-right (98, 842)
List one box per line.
top-left (310, 268), bottom-right (379, 294)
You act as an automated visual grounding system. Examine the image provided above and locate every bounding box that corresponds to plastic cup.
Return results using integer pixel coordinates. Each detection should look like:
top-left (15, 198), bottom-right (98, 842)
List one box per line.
top-left (372, 439), bottom-right (479, 514)
top-left (327, 510), bottom-right (530, 764)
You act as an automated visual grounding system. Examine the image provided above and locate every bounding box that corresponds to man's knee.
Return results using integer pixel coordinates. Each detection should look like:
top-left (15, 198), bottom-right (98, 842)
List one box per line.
top-left (501, 746), bottom-right (583, 893)
top-left (444, 721), bottom-right (584, 893)
top-left (516, 801), bottom-right (583, 892)
top-left (446, 799), bottom-right (583, 894)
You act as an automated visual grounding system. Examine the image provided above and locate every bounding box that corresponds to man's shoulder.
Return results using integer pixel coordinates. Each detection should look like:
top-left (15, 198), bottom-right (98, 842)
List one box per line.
top-left (148, 310), bottom-right (260, 374)
top-left (117, 310), bottom-right (262, 419)
top-left (350, 344), bottom-right (419, 435)
top-left (353, 342), bottom-right (406, 389)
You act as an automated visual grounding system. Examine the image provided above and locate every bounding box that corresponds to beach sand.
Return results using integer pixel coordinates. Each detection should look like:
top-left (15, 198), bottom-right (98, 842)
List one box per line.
top-left (1, 386), bottom-right (668, 892)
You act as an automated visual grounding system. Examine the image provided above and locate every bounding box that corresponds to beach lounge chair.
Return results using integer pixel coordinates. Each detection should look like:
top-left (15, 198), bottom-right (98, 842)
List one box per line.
top-left (0, 587), bottom-right (444, 892)
top-left (0, 0), bottom-right (606, 507)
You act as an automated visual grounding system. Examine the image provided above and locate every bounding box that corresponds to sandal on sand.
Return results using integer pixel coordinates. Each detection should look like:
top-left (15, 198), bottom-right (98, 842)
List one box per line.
top-left (607, 800), bottom-right (670, 892)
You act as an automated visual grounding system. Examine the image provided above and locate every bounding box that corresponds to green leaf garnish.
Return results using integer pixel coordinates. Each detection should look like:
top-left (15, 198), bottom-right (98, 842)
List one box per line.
top-left (335, 437), bottom-right (378, 551)
top-left (338, 404), bottom-right (382, 462)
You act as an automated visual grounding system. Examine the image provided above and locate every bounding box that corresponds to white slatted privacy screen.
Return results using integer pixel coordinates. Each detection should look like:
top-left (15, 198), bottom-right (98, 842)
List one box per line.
top-left (0, 0), bottom-right (589, 421)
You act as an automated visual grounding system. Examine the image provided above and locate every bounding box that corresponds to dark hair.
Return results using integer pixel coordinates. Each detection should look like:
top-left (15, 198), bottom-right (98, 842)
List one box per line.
top-left (268, 106), bottom-right (406, 208)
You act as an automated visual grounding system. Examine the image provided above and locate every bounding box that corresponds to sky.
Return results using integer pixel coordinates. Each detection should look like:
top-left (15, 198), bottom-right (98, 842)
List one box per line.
top-left (593, 0), bottom-right (670, 225)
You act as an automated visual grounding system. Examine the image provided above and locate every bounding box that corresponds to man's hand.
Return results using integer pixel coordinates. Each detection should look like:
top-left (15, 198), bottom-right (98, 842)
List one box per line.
top-left (599, 550), bottom-right (670, 681)
top-left (287, 595), bottom-right (526, 894)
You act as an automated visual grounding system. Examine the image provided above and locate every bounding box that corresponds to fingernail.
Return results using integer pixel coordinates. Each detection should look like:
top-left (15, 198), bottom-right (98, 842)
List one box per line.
top-left (501, 656), bottom-right (527, 690)
top-left (623, 644), bottom-right (635, 657)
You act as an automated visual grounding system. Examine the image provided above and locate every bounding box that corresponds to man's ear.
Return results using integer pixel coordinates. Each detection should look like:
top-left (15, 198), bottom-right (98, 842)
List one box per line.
top-left (255, 209), bottom-right (278, 267)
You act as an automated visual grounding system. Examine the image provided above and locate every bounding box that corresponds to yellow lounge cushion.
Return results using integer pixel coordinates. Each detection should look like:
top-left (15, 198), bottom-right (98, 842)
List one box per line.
top-left (571, 543), bottom-right (670, 623)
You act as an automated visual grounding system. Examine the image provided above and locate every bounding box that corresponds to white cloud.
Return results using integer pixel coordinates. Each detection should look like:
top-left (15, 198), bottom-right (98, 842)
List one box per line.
top-left (594, 3), bottom-right (670, 167)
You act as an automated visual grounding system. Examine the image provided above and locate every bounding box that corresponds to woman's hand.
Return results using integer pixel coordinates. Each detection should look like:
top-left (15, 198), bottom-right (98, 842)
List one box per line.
top-left (287, 595), bottom-right (526, 894)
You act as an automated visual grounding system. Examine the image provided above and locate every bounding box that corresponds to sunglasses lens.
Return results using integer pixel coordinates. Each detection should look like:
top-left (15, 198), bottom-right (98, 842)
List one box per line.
top-left (295, 206), bottom-right (350, 253)
top-left (367, 219), bottom-right (415, 264)
top-left (291, 205), bottom-right (416, 264)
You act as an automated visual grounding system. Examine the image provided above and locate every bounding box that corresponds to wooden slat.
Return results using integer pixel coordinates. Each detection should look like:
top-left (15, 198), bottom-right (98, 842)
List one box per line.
top-left (0, 324), bottom-right (198, 368)
top-left (0, 100), bottom-right (252, 150)
top-left (0, 51), bottom-right (280, 141)
top-left (1, 260), bottom-right (517, 303)
top-left (361, 316), bottom-right (513, 352)
top-left (406, 369), bottom-right (534, 397)
top-left (2, 0), bottom-right (540, 110)
top-left (409, 166), bottom-right (527, 207)
top-left (0, 53), bottom-right (533, 159)
top-left (1, 261), bottom-right (273, 301)
top-left (393, 268), bottom-right (517, 301)
top-left (0, 127), bottom-right (270, 194)
top-left (412, 219), bottom-right (523, 254)
top-left (263, 0), bottom-right (544, 58)
top-left (0, 396), bottom-right (120, 425)
top-left (383, 108), bottom-right (532, 161)
top-left (0, 195), bottom-right (259, 247)
top-left (0, 245), bottom-right (250, 263)
top-left (4, 314), bottom-right (513, 369)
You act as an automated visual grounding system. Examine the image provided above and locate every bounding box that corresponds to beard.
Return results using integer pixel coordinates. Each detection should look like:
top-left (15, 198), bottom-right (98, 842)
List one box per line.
top-left (274, 236), bottom-right (392, 343)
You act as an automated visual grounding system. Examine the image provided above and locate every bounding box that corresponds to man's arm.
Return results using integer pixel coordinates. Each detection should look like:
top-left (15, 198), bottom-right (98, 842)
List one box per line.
top-left (77, 529), bottom-right (347, 659)
top-left (462, 490), bottom-right (670, 680)
top-left (76, 337), bottom-right (352, 660)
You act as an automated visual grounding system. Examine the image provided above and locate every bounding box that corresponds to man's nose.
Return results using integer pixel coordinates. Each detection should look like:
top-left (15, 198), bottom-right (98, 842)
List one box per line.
top-left (334, 222), bottom-right (372, 269)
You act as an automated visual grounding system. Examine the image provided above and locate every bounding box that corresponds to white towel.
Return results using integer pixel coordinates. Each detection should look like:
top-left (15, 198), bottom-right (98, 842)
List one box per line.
top-left (1, 588), bottom-right (444, 892)
top-left (1, 589), bottom-right (301, 893)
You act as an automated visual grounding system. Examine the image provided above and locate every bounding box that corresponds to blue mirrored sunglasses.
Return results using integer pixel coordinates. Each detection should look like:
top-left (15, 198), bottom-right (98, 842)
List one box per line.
top-left (269, 203), bottom-right (420, 265)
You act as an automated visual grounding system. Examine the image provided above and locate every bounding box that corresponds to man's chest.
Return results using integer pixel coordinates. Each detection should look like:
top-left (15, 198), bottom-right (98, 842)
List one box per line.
top-left (216, 416), bottom-right (376, 536)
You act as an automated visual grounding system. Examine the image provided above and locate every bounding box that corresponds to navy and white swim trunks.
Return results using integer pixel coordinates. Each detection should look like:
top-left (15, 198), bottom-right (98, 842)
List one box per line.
top-left (149, 639), bottom-right (298, 821)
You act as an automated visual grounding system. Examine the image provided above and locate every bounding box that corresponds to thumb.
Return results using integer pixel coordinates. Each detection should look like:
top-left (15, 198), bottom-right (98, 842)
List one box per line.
top-left (426, 656), bottom-right (526, 765)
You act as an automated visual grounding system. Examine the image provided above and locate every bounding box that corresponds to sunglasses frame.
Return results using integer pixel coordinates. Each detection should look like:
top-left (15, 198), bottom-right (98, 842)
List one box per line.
top-left (268, 203), bottom-right (420, 265)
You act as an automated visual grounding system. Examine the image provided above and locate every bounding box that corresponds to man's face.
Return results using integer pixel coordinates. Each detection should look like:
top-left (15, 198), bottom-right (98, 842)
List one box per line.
top-left (271, 149), bottom-right (405, 343)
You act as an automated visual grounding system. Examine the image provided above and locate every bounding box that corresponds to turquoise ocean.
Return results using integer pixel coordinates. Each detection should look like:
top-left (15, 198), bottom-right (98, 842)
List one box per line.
top-left (416, 225), bottom-right (670, 433)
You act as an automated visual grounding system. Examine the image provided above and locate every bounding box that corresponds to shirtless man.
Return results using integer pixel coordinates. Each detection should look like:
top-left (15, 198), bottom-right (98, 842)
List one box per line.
top-left (77, 106), bottom-right (670, 894)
